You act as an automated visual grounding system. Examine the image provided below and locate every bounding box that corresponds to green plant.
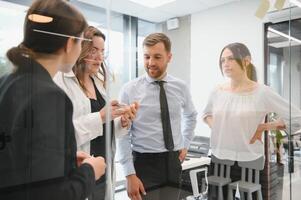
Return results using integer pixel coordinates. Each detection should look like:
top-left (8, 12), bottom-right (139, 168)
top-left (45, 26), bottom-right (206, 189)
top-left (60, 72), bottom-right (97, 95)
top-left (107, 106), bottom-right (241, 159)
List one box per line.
top-left (269, 113), bottom-right (285, 164)
top-left (271, 129), bottom-right (284, 164)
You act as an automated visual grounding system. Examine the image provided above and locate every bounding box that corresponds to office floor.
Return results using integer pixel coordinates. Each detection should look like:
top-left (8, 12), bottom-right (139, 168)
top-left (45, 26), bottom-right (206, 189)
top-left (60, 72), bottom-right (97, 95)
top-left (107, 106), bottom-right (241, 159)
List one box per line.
top-left (278, 151), bottom-right (301, 200)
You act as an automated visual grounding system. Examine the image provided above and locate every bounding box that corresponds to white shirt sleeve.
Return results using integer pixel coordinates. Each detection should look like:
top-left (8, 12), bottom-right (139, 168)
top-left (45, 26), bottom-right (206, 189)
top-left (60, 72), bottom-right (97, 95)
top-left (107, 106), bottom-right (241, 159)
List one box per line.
top-left (117, 84), bottom-right (136, 176)
top-left (73, 113), bottom-right (103, 147)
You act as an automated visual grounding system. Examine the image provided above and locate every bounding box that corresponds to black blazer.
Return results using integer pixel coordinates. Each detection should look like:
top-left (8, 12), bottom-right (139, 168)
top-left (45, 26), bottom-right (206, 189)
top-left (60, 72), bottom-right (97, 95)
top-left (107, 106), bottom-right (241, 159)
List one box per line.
top-left (0, 55), bottom-right (95, 200)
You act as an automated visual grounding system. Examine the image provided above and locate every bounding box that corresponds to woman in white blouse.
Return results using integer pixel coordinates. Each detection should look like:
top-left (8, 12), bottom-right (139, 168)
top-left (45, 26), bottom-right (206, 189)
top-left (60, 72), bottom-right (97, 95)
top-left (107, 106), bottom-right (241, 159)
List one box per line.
top-left (203, 42), bottom-right (301, 163)
top-left (54, 26), bottom-right (138, 200)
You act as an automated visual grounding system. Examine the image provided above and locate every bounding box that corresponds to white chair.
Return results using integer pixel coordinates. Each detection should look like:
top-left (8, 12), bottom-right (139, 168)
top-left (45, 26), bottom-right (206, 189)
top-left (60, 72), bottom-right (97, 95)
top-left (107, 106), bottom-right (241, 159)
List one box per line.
top-left (207, 155), bottom-right (235, 200)
top-left (228, 156), bottom-right (264, 200)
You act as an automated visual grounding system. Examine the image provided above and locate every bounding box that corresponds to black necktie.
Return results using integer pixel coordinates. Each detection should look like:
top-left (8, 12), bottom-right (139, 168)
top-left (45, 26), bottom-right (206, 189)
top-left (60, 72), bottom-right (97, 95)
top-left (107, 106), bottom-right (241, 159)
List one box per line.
top-left (156, 81), bottom-right (174, 151)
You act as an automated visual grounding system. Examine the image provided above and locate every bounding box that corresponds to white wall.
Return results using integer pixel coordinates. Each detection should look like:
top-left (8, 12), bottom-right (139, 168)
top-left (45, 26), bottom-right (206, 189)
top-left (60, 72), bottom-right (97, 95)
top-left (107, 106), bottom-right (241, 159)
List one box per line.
top-left (191, 0), bottom-right (265, 137)
top-left (162, 15), bottom-right (191, 87)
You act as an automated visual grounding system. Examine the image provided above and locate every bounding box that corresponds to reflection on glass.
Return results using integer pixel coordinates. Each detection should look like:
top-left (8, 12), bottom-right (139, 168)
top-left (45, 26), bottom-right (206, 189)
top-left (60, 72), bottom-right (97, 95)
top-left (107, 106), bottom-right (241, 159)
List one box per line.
top-left (266, 5), bottom-right (301, 199)
top-left (0, 3), bottom-right (25, 77)
top-left (0, 1), bottom-right (104, 200)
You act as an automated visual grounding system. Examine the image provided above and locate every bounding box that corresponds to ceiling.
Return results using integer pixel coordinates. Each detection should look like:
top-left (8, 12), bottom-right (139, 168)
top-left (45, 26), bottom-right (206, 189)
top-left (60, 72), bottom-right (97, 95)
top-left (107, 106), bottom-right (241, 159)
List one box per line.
top-left (77, 0), bottom-right (240, 23)
top-left (268, 19), bottom-right (301, 48)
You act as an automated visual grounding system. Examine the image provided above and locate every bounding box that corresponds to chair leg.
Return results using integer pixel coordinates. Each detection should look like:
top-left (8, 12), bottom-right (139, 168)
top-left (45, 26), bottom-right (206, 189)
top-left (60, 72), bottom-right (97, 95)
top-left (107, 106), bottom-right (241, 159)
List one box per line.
top-left (228, 187), bottom-right (233, 200)
top-left (212, 185), bottom-right (216, 198)
top-left (208, 185), bottom-right (212, 200)
top-left (218, 186), bottom-right (223, 200)
top-left (247, 192), bottom-right (252, 200)
top-left (257, 190), bottom-right (263, 200)
top-left (240, 192), bottom-right (244, 200)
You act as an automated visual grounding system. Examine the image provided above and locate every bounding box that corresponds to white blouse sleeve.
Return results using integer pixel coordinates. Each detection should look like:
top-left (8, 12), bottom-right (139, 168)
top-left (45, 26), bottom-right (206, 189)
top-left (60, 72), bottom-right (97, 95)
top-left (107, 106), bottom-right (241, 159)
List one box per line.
top-left (73, 113), bottom-right (103, 146)
top-left (53, 72), bottom-right (103, 147)
top-left (264, 86), bottom-right (301, 133)
top-left (202, 88), bottom-right (217, 121)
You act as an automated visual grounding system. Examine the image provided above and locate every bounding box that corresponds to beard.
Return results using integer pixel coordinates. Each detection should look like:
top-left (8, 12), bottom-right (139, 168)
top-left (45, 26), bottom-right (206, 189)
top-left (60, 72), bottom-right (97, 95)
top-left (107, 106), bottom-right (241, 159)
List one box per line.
top-left (145, 66), bottom-right (164, 79)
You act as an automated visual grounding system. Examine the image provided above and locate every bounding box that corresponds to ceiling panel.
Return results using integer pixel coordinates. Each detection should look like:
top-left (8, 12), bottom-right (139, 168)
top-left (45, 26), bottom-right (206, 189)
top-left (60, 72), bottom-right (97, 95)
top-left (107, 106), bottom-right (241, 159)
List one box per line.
top-left (199, 0), bottom-right (239, 7)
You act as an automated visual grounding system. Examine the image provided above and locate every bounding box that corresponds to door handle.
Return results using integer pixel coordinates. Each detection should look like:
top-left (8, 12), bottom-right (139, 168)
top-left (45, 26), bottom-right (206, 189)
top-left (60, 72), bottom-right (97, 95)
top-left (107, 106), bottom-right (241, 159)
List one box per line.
top-left (288, 140), bottom-right (294, 173)
top-left (0, 131), bottom-right (11, 150)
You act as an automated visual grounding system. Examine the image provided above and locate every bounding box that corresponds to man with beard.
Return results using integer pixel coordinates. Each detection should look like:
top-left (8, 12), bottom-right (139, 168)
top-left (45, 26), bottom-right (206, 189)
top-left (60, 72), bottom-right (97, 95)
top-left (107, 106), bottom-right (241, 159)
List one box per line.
top-left (117, 33), bottom-right (197, 200)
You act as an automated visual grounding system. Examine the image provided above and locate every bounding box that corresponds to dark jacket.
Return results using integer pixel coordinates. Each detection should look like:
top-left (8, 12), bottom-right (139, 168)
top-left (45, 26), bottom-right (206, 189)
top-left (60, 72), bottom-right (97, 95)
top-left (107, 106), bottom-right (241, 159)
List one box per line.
top-left (0, 55), bottom-right (95, 200)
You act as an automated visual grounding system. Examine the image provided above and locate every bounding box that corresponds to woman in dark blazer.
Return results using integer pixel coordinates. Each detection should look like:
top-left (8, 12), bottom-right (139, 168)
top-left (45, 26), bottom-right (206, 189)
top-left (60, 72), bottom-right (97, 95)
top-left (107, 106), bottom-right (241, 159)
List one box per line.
top-left (0, 0), bottom-right (106, 199)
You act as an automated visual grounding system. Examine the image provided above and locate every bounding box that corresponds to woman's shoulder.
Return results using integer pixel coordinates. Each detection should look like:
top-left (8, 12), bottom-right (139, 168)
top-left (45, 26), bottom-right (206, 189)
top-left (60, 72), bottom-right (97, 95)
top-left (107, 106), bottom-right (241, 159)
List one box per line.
top-left (256, 83), bottom-right (276, 93)
top-left (213, 83), bottom-right (228, 93)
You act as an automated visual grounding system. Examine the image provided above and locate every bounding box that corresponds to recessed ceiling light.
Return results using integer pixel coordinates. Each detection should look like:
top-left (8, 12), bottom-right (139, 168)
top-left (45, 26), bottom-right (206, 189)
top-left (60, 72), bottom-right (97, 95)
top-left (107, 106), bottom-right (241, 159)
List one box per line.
top-left (129, 0), bottom-right (176, 8)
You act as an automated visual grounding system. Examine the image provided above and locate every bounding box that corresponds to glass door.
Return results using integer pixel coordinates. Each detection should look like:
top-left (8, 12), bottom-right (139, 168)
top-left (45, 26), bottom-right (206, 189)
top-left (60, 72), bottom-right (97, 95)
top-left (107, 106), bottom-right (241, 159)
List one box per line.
top-left (265, 1), bottom-right (301, 199)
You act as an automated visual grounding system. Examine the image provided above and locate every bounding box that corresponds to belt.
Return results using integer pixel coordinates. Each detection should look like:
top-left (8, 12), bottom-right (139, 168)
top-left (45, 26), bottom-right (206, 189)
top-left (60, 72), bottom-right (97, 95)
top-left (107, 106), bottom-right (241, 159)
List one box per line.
top-left (132, 150), bottom-right (179, 158)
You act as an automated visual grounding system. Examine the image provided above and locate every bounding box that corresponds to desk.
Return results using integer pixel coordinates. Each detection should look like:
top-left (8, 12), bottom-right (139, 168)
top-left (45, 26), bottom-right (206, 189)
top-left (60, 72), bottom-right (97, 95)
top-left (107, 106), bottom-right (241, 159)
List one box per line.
top-left (182, 157), bottom-right (211, 170)
top-left (182, 157), bottom-right (211, 199)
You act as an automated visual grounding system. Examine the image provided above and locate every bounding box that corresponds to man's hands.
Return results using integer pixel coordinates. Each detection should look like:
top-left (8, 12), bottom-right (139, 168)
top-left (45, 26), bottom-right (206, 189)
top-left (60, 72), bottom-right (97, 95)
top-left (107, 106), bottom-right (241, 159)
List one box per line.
top-left (126, 174), bottom-right (146, 200)
top-left (100, 100), bottom-right (125, 122)
top-left (120, 102), bottom-right (139, 128)
top-left (179, 148), bottom-right (188, 162)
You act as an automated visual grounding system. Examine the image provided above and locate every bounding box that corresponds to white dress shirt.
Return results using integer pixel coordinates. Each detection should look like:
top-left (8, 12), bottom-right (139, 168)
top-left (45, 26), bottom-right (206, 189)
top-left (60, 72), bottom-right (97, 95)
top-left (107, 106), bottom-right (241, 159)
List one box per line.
top-left (53, 71), bottom-right (128, 154)
top-left (203, 84), bottom-right (301, 161)
top-left (117, 74), bottom-right (198, 176)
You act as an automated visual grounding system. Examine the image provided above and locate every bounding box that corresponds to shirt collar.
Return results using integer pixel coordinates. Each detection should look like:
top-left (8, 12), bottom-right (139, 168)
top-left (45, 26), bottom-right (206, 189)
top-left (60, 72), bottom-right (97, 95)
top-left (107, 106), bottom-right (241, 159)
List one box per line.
top-left (63, 70), bottom-right (104, 82)
top-left (63, 70), bottom-right (76, 78)
top-left (145, 73), bottom-right (169, 84)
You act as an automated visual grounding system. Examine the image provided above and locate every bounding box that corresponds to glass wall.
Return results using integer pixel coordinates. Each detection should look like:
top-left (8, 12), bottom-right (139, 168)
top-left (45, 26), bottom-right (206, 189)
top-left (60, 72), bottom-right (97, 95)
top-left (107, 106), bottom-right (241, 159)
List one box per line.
top-left (266, 4), bottom-right (301, 199)
top-left (2, 0), bottom-right (301, 200)
top-left (0, 1), bottom-right (26, 76)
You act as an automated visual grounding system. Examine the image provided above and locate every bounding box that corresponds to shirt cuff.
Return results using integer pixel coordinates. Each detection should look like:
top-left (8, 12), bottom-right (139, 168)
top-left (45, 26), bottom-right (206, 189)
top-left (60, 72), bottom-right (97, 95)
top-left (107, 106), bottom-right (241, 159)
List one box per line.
top-left (77, 163), bottom-right (96, 196)
top-left (122, 160), bottom-right (136, 177)
top-left (184, 139), bottom-right (191, 149)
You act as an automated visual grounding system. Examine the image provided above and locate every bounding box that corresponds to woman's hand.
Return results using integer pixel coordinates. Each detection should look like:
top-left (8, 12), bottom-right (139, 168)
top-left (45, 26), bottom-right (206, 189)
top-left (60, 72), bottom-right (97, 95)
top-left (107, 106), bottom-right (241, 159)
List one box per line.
top-left (204, 116), bottom-right (213, 129)
top-left (76, 151), bottom-right (106, 180)
top-left (83, 156), bottom-right (106, 180)
top-left (250, 124), bottom-right (265, 144)
top-left (76, 151), bottom-right (91, 167)
top-left (250, 120), bottom-right (286, 144)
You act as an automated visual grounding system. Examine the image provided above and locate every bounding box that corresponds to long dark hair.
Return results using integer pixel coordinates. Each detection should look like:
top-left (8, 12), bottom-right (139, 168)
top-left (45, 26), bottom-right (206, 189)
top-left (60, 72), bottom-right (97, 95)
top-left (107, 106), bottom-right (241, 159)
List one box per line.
top-left (6, 0), bottom-right (88, 69)
top-left (219, 42), bottom-right (257, 81)
top-left (73, 26), bottom-right (107, 93)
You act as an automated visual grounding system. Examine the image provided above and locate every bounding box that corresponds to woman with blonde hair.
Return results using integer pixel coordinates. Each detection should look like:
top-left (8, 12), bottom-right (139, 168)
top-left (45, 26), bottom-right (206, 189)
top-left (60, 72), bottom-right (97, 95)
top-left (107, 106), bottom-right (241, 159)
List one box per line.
top-left (54, 26), bottom-right (138, 200)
